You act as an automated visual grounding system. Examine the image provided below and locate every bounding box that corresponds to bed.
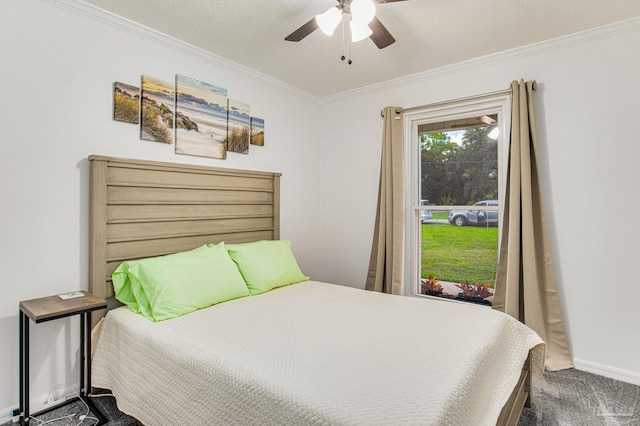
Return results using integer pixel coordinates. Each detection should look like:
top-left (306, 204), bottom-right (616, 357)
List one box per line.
top-left (88, 155), bottom-right (544, 426)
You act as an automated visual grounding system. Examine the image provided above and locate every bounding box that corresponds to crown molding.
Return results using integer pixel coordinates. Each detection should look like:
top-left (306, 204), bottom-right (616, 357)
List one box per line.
top-left (41, 0), bottom-right (321, 102)
top-left (40, 0), bottom-right (640, 104)
top-left (322, 16), bottom-right (640, 103)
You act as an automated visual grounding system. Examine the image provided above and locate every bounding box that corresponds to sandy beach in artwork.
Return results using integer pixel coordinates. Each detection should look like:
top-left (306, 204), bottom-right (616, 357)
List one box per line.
top-left (175, 74), bottom-right (228, 159)
top-left (175, 127), bottom-right (225, 159)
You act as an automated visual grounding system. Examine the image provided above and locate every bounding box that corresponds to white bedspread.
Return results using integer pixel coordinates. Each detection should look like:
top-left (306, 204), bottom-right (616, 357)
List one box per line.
top-left (92, 281), bottom-right (544, 425)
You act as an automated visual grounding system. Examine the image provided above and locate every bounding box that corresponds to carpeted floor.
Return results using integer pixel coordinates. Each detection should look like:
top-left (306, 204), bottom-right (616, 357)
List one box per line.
top-left (4, 391), bottom-right (142, 426)
top-left (519, 369), bottom-right (640, 425)
top-left (5, 369), bottom-right (639, 425)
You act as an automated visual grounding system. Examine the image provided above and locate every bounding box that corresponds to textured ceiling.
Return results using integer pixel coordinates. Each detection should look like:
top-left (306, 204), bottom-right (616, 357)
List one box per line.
top-left (82, 0), bottom-right (640, 97)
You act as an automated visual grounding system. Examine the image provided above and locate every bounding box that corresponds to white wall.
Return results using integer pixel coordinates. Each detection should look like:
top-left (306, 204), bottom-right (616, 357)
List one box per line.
top-left (316, 21), bottom-right (640, 383)
top-left (2, 0), bottom-right (639, 417)
top-left (0, 0), bottom-right (321, 415)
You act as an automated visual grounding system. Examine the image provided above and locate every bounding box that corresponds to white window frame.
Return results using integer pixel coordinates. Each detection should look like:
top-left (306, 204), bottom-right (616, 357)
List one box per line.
top-left (403, 92), bottom-right (512, 298)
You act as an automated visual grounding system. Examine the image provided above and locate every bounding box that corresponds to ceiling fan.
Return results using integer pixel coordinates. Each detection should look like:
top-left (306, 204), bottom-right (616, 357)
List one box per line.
top-left (285, 0), bottom-right (408, 50)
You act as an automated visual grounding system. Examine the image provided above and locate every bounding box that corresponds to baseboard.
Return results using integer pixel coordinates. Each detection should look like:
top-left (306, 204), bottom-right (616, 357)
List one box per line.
top-left (574, 358), bottom-right (640, 386)
top-left (0, 383), bottom-right (80, 423)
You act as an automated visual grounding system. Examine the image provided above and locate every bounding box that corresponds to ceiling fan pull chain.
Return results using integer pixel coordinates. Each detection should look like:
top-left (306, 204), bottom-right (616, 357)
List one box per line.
top-left (341, 15), bottom-right (347, 62)
top-left (340, 15), bottom-right (353, 65)
top-left (348, 14), bottom-right (353, 64)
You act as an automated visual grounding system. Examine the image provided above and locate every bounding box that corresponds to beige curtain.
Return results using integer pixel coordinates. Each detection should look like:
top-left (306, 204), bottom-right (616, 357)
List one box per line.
top-left (493, 80), bottom-right (573, 371)
top-left (365, 106), bottom-right (405, 295)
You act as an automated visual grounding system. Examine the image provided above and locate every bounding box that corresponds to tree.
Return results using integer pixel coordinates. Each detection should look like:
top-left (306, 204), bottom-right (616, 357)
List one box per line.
top-left (420, 132), bottom-right (461, 204)
top-left (420, 126), bottom-right (498, 205)
top-left (458, 126), bottom-right (498, 203)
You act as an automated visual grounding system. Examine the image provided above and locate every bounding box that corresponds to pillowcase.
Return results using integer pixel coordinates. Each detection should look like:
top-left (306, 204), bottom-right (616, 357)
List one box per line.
top-left (225, 240), bottom-right (309, 295)
top-left (112, 243), bottom-right (249, 321)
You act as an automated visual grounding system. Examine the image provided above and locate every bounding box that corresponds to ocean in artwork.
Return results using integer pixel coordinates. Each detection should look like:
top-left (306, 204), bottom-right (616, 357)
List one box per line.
top-left (175, 74), bottom-right (228, 159)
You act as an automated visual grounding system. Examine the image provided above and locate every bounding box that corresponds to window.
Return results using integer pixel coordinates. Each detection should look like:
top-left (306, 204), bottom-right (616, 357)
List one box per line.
top-left (404, 93), bottom-right (510, 306)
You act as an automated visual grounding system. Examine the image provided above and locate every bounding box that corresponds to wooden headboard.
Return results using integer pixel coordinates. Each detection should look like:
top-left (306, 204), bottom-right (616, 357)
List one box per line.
top-left (89, 155), bottom-right (281, 325)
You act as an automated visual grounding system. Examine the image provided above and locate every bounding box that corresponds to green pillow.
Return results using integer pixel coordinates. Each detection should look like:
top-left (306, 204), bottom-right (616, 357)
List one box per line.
top-left (225, 240), bottom-right (309, 295)
top-left (112, 244), bottom-right (249, 321)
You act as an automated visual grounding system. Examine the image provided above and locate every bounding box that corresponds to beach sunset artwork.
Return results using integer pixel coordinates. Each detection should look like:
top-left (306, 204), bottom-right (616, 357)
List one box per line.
top-left (140, 75), bottom-right (174, 144)
top-left (226, 99), bottom-right (251, 154)
top-left (113, 82), bottom-right (139, 124)
top-left (250, 117), bottom-right (265, 146)
top-left (175, 74), bottom-right (228, 159)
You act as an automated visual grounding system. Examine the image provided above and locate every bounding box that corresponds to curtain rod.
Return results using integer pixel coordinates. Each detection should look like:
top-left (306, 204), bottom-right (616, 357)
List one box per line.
top-left (380, 88), bottom-right (513, 118)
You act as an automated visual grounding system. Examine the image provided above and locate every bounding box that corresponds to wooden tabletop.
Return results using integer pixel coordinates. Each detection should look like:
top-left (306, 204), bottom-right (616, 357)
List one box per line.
top-left (20, 291), bottom-right (107, 323)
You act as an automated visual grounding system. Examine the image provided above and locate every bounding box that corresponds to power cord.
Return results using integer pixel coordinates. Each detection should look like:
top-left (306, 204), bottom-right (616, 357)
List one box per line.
top-left (88, 392), bottom-right (113, 398)
top-left (28, 390), bottom-right (99, 426)
top-left (1, 409), bottom-right (20, 423)
top-left (29, 412), bottom-right (77, 425)
top-left (74, 390), bottom-right (99, 426)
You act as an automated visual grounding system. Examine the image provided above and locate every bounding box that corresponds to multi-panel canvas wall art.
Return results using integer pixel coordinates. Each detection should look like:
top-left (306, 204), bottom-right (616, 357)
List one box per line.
top-left (175, 74), bottom-right (228, 159)
top-left (226, 99), bottom-right (251, 154)
top-left (113, 73), bottom-right (263, 159)
top-left (140, 75), bottom-right (175, 144)
top-left (113, 82), bottom-right (139, 124)
top-left (250, 117), bottom-right (265, 146)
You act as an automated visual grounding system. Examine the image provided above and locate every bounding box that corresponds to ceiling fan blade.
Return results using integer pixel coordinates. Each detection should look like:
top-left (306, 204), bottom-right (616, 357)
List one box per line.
top-left (369, 16), bottom-right (395, 49)
top-left (285, 17), bottom-right (319, 42)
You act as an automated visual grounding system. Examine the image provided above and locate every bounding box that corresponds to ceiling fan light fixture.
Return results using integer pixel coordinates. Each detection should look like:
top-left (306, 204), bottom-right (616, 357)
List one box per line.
top-left (350, 19), bottom-right (373, 42)
top-left (316, 7), bottom-right (342, 36)
top-left (350, 0), bottom-right (376, 24)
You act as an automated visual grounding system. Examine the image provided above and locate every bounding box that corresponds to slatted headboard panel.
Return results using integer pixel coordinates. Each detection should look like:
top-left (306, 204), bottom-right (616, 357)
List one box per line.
top-left (89, 155), bottom-right (281, 325)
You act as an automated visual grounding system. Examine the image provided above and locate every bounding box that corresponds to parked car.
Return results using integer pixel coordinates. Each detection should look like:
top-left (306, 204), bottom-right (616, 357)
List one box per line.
top-left (448, 200), bottom-right (499, 227)
top-left (420, 210), bottom-right (433, 223)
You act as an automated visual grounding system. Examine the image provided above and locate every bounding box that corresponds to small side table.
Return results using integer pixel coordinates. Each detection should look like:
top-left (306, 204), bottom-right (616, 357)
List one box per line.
top-left (19, 291), bottom-right (107, 425)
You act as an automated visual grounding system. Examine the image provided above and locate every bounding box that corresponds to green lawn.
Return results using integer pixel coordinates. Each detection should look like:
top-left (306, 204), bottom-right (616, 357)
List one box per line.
top-left (429, 211), bottom-right (449, 220)
top-left (421, 223), bottom-right (498, 286)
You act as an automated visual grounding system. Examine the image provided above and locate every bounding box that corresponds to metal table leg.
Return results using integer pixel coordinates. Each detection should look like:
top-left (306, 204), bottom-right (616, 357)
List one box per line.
top-left (86, 312), bottom-right (92, 396)
top-left (19, 311), bottom-right (23, 424)
top-left (19, 311), bottom-right (30, 425)
top-left (80, 314), bottom-right (85, 397)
